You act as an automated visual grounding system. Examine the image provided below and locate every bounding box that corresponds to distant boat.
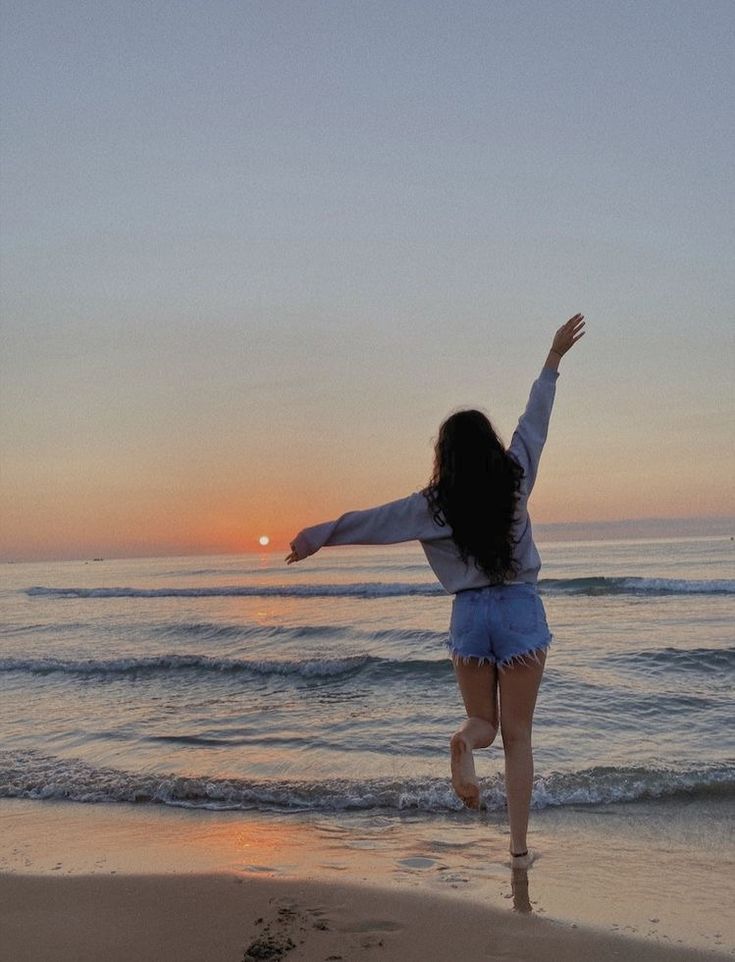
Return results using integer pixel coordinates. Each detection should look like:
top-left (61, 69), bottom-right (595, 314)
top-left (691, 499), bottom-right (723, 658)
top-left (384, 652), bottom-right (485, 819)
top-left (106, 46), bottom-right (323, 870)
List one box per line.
top-left (92, 558), bottom-right (104, 562)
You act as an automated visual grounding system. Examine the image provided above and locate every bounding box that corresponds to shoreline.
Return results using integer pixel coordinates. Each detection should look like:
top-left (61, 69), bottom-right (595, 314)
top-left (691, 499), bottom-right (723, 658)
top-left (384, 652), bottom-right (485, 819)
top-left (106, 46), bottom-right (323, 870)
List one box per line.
top-left (1, 796), bottom-right (732, 958)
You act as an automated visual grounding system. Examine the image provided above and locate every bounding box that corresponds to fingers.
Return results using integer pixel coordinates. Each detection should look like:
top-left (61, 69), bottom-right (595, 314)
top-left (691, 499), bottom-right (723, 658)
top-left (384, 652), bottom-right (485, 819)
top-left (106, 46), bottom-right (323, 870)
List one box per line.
top-left (564, 314), bottom-right (585, 340)
top-left (557, 314), bottom-right (584, 336)
top-left (552, 313), bottom-right (585, 357)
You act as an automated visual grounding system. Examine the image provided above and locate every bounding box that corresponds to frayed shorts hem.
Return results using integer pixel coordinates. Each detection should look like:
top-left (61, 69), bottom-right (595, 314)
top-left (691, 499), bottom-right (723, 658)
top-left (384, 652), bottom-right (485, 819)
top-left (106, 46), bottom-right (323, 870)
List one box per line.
top-left (445, 637), bottom-right (552, 672)
top-left (446, 582), bottom-right (552, 671)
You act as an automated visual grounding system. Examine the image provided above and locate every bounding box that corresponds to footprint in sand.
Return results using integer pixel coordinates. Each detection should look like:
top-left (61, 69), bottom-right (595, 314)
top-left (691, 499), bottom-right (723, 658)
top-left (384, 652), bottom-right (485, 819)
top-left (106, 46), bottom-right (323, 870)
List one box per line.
top-left (243, 900), bottom-right (331, 961)
top-left (397, 856), bottom-right (436, 870)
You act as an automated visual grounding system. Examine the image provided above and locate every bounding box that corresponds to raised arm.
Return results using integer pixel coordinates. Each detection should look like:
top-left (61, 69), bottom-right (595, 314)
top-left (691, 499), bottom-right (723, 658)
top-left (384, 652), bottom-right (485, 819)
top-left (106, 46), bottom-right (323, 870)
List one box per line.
top-left (508, 314), bottom-right (585, 496)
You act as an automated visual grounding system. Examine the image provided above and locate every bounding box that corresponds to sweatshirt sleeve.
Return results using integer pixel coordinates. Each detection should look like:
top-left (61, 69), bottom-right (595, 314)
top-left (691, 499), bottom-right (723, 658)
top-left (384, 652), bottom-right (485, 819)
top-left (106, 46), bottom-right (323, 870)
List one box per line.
top-left (507, 366), bottom-right (559, 496)
top-left (290, 491), bottom-right (440, 561)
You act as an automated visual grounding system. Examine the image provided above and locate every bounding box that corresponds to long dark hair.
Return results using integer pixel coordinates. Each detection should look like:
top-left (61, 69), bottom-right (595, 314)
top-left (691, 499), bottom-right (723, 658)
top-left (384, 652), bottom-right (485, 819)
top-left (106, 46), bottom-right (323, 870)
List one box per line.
top-left (421, 409), bottom-right (524, 584)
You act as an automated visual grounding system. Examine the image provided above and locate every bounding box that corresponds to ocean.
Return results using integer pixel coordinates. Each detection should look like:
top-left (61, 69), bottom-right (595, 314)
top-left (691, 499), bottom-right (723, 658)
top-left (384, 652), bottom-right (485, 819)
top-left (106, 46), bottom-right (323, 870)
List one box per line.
top-left (1, 535), bottom-right (733, 817)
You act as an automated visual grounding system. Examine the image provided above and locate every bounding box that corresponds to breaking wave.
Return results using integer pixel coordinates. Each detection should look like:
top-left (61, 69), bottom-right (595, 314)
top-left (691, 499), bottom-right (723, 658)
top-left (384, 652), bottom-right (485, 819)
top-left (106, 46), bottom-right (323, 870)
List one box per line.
top-left (1, 750), bottom-right (732, 814)
top-left (0, 651), bottom-right (451, 682)
top-left (25, 577), bottom-right (735, 600)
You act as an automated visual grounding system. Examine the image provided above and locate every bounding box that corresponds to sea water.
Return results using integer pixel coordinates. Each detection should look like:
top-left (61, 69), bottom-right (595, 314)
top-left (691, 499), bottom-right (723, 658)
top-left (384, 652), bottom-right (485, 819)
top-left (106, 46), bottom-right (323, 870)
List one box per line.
top-left (1, 536), bottom-right (733, 815)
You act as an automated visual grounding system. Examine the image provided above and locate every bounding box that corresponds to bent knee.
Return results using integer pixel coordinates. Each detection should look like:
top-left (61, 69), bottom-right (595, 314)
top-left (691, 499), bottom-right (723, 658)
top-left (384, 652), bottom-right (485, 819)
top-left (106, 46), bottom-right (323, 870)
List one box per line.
top-left (475, 714), bottom-right (499, 731)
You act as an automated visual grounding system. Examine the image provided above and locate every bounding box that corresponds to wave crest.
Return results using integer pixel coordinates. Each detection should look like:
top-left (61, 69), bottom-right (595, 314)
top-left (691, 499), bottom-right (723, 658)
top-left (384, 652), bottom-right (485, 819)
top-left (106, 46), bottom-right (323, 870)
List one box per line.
top-left (25, 576), bottom-right (735, 600)
top-left (0, 653), bottom-right (382, 679)
top-left (540, 576), bottom-right (735, 595)
top-left (1, 750), bottom-right (732, 813)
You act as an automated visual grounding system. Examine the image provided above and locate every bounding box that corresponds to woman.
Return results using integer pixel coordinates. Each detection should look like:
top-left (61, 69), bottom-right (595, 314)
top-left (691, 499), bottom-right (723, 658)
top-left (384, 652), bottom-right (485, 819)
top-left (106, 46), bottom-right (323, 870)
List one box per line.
top-left (286, 314), bottom-right (585, 868)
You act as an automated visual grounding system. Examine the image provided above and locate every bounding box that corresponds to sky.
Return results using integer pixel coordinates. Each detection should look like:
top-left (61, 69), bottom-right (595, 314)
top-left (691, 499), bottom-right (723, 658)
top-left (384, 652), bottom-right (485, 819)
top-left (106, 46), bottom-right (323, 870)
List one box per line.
top-left (1, 0), bottom-right (734, 561)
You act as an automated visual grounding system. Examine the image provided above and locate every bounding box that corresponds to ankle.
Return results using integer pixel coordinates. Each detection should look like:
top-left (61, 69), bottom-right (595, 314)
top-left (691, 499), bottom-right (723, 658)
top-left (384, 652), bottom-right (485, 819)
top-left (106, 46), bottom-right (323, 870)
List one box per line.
top-left (509, 847), bottom-right (536, 869)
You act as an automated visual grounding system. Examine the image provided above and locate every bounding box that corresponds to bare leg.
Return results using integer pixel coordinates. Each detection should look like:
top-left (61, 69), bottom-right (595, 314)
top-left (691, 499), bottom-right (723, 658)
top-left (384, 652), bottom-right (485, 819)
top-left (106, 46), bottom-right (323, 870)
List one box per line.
top-left (450, 658), bottom-right (498, 809)
top-left (498, 651), bottom-right (546, 865)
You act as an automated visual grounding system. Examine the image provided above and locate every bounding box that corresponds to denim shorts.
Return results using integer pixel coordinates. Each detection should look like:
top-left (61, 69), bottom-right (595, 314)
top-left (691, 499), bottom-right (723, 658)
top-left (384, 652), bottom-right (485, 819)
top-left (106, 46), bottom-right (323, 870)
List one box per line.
top-left (446, 582), bottom-right (552, 670)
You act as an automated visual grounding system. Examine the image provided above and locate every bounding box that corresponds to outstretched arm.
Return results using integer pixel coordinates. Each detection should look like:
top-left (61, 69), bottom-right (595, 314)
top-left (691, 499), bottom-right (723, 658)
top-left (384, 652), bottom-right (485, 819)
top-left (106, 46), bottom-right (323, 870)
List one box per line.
top-left (285, 491), bottom-right (439, 564)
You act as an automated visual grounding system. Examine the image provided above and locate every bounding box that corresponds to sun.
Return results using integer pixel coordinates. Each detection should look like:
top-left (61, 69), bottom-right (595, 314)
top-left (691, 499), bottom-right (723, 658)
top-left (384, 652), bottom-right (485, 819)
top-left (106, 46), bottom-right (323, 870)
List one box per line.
top-left (258, 535), bottom-right (270, 546)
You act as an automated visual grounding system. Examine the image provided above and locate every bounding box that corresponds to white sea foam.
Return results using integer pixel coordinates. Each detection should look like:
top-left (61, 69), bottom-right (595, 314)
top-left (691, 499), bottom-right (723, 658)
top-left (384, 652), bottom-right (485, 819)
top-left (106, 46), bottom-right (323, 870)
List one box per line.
top-left (25, 583), bottom-right (441, 598)
top-left (1, 750), bottom-right (732, 814)
top-left (0, 653), bottom-right (377, 678)
top-left (25, 576), bottom-right (735, 599)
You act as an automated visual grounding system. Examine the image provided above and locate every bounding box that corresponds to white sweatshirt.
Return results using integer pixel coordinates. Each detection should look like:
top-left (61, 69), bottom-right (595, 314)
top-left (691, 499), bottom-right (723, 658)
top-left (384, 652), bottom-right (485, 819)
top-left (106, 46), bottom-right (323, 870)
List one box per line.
top-left (290, 365), bottom-right (560, 594)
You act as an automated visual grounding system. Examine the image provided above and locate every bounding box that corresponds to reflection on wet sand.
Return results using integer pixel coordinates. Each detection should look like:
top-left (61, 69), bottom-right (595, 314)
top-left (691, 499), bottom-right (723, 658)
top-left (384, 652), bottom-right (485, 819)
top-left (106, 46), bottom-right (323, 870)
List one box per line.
top-left (511, 867), bottom-right (532, 914)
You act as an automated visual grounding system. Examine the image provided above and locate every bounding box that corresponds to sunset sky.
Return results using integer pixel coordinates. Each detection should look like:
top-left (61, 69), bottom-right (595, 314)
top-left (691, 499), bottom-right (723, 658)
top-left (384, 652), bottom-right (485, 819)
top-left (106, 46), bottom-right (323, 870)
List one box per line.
top-left (2, 1), bottom-right (733, 561)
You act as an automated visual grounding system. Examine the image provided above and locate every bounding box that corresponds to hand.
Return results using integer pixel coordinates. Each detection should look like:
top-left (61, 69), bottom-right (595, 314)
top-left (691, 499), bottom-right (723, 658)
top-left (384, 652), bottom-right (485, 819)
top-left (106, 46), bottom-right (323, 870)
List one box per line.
top-left (550, 313), bottom-right (585, 358)
top-left (284, 544), bottom-right (301, 565)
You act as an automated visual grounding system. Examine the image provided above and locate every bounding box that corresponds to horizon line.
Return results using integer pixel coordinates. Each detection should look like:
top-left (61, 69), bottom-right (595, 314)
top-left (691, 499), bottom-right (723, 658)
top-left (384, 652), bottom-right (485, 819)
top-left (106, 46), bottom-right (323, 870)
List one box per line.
top-left (2, 513), bottom-right (733, 564)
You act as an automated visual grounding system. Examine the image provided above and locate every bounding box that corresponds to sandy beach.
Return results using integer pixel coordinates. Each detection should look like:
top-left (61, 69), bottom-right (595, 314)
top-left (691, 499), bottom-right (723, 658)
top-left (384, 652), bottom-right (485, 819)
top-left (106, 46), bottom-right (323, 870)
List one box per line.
top-left (1, 797), bottom-right (732, 961)
top-left (1, 870), bottom-right (725, 962)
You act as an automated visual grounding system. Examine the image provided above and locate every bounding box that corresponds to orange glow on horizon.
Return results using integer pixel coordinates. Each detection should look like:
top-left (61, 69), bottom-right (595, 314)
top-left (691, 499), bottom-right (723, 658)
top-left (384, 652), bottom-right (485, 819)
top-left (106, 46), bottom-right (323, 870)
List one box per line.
top-left (1, 455), bottom-right (733, 562)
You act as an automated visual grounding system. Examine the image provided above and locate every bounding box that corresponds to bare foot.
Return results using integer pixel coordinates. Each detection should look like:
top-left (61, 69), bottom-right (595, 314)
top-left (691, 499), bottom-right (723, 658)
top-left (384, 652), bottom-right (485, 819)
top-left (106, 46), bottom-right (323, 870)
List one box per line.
top-left (509, 848), bottom-right (537, 870)
top-left (449, 733), bottom-right (480, 810)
